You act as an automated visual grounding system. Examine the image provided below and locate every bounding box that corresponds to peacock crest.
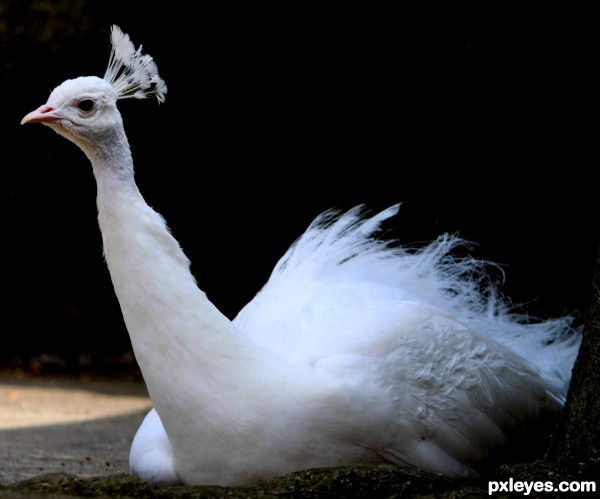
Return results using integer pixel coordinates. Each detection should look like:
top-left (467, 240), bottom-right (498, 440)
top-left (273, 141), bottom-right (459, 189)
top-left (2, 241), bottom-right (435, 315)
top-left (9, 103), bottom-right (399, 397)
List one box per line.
top-left (103, 25), bottom-right (167, 103)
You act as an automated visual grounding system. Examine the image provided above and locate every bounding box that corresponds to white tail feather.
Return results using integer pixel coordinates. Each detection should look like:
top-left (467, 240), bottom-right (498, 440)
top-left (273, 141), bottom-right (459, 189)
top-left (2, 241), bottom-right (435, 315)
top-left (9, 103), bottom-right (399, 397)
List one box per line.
top-left (103, 25), bottom-right (167, 103)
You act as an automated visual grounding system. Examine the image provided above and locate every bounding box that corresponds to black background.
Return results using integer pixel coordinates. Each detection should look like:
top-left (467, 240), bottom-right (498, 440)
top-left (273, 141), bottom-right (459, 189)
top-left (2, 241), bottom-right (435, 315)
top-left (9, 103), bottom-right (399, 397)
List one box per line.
top-left (1, 2), bottom-right (596, 372)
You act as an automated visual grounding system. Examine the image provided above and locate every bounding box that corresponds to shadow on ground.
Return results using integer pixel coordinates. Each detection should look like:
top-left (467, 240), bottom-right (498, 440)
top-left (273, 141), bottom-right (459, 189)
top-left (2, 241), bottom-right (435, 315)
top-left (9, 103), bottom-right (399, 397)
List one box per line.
top-left (1, 373), bottom-right (597, 498)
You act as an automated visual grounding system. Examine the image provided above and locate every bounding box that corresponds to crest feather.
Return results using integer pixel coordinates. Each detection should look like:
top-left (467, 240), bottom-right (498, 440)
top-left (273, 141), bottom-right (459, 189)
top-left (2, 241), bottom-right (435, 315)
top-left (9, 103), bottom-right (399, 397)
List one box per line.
top-left (103, 25), bottom-right (167, 103)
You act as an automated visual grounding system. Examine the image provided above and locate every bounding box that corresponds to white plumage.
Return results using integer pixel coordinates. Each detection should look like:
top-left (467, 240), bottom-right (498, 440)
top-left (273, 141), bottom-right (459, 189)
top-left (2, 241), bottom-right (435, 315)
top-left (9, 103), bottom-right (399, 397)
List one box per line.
top-left (21, 26), bottom-right (581, 486)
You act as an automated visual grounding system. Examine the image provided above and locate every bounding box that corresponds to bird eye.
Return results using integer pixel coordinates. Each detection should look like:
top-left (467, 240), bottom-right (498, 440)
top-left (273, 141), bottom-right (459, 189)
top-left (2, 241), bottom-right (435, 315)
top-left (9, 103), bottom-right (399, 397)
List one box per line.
top-left (76, 99), bottom-right (96, 113)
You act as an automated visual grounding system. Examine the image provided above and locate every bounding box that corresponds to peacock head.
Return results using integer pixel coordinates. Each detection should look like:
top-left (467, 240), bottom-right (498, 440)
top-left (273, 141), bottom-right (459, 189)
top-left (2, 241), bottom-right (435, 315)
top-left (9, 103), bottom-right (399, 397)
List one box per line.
top-left (21, 76), bottom-right (121, 143)
top-left (21, 25), bottom-right (167, 145)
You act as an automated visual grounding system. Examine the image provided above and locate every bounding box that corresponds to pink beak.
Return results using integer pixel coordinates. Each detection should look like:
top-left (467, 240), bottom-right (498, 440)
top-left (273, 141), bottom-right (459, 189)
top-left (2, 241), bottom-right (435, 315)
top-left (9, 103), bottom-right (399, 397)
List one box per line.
top-left (21, 105), bottom-right (60, 125)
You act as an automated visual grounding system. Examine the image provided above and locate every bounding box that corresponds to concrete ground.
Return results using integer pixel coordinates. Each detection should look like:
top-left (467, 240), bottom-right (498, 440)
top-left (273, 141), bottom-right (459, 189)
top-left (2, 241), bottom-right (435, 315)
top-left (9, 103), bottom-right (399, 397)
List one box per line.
top-left (0, 373), bottom-right (151, 484)
top-left (1, 373), bottom-right (598, 498)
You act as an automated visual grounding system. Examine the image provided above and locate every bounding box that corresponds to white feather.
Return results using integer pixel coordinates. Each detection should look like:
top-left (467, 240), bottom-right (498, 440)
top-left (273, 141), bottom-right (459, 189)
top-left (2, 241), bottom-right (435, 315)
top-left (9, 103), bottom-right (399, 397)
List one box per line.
top-left (104, 25), bottom-right (167, 103)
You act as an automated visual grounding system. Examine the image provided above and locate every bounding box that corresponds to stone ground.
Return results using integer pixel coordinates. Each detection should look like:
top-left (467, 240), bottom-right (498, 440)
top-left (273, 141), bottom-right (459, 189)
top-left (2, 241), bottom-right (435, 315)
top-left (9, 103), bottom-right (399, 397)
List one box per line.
top-left (0, 372), bottom-right (151, 484)
top-left (0, 372), bottom-right (597, 498)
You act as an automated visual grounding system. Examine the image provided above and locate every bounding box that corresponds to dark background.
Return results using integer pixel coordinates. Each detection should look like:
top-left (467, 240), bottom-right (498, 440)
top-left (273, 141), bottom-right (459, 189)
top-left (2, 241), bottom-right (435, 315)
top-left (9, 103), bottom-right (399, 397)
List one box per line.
top-left (1, 2), bottom-right (596, 374)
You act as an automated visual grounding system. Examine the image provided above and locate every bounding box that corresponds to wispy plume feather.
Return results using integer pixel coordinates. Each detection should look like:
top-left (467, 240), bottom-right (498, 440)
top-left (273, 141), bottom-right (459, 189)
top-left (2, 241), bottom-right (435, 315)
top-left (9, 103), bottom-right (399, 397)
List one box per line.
top-left (103, 25), bottom-right (167, 103)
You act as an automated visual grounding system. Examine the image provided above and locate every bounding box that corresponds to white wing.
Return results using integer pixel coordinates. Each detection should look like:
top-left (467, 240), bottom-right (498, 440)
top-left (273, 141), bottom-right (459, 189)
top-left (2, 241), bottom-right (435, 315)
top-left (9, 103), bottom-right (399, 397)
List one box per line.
top-left (234, 205), bottom-right (579, 395)
top-left (231, 204), bottom-right (580, 476)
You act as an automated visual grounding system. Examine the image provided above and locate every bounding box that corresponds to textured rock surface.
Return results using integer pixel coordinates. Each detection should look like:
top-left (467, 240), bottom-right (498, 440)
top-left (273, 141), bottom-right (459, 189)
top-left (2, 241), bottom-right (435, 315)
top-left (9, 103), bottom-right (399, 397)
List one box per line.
top-left (1, 374), bottom-right (598, 498)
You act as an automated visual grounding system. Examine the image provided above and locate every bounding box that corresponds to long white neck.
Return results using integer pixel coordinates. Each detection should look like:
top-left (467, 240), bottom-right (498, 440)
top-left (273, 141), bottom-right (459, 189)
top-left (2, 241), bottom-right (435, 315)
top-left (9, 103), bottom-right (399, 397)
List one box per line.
top-left (82, 125), bottom-right (295, 455)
